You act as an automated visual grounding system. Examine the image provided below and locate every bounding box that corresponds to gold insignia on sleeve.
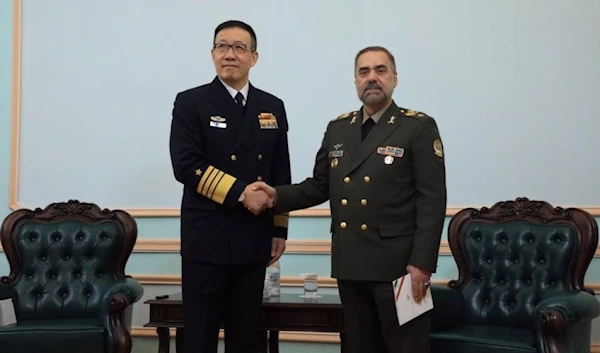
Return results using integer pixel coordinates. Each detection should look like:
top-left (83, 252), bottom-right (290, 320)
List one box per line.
top-left (433, 139), bottom-right (444, 157)
top-left (195, 169), bottom-right (202, 176)
top-left (196, 165), bottom-right (237, 204)
top-left (274, 213), bottom-right (289, 228)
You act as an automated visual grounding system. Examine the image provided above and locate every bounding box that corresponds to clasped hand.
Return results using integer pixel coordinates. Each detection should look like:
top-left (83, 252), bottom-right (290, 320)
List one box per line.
top-left (242, 182), bottom-right (276, 215)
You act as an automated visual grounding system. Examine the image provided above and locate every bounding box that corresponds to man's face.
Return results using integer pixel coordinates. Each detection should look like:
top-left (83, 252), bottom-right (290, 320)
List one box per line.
top-left (354, 51), bottom-right (397, 107)
top-left (211, 27), bottom-right (258, 86)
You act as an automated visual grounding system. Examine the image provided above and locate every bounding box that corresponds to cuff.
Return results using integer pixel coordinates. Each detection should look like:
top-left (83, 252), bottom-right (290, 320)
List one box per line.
top-left (196, 165), bottom-right (246, 206)
top-left (273, 212), bottom-right (289, 239)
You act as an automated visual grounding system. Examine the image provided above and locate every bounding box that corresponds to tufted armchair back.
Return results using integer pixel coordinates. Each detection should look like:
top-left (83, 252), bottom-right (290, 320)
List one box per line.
top-left (446, 198), bottom-right (597, 331)
top-left (1, 200), bottom-right (137, 321)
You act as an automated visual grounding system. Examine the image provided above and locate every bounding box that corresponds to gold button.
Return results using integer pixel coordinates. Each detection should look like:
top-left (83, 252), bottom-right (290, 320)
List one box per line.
top-left (344, 177), bottom-right (350, 183)
top-left (361, 199), bottom-right (367, 206)
top-left (340, 222), bottom-right (347, 228)
top-left (361, 224), bottom-right (368, 230)
top-left (341, 199), bottom-right (347, 205)
top-left (257, 154), bottom-right (263, 160)
top-left (363, 176), bottom-right (370, 183)
top-left (231, 155), bottom-right (237, 161)
top-left (257, 176), bottom-right (263, 181)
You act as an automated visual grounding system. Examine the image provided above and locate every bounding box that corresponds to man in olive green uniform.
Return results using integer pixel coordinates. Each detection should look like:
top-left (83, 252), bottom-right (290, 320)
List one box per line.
top-left (251, 46), bottom-right (447, 352)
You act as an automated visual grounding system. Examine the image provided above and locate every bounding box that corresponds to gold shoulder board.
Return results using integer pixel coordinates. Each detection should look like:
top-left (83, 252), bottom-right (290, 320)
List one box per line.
top-left (331, 110), bottom-right (357, 123)
top-left (399, 108), bottom-right (427, 118)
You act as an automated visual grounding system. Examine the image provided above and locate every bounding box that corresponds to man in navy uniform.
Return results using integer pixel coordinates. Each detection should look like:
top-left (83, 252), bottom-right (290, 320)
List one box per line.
top-left (169, 20), bottom-right (291, 353)
top-left (251, 46), bottom-right (447, 353)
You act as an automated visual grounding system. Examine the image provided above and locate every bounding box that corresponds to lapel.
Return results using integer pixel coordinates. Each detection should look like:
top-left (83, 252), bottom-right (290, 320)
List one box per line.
top-left (342, 109), bottom-right (363, 161)
top-left (232, 83), bottom-right (261, 152)
top-left (207, 77), bottom-right (261, 153)
top-left (340, 101), bottom-right (402, 176)
top-left (208, 77), bottom-right (244, 133)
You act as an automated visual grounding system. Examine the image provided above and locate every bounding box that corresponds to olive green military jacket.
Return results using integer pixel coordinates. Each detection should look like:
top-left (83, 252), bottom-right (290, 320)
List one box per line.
top-left (275, 101), bottom-right (447, 281)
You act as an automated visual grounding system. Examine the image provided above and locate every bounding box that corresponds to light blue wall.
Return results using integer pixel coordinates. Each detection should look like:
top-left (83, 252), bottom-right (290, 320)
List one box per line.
top-left (1, 1), bottom-right (600, 352)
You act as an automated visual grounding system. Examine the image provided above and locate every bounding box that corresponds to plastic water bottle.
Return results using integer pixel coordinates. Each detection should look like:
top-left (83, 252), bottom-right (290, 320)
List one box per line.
top-left (265, 260), bottom-right (281, 297)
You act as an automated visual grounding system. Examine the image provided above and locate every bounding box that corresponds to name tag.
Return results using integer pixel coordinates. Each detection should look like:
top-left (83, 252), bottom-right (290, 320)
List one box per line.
top-left (329, 150), bottom-right (343, 158)
top-left (210, 121), bottom-right (227, 129)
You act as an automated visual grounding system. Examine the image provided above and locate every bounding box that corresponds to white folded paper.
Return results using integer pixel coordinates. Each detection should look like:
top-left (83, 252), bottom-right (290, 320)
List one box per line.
top-left (392, 273), bottom-right (433, 326)
top-left (0, 298), bottom-right (17, 326)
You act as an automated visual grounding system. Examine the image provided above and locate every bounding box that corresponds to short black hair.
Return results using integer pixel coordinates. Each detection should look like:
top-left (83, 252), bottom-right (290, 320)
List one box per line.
top-left (354, 46), bottom-right (396, 73)
top-left (214, 20), bottom-right (257, 51)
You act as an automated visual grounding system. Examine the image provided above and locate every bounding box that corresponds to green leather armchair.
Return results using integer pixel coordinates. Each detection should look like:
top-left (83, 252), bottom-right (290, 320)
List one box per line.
top-left (430, 197), bottom-right (600, 353)
top-left (0, 200), bottom-right (144, 353)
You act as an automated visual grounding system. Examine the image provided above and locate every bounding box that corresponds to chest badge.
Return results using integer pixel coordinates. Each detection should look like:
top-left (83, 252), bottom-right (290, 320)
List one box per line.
top-left (258, 112), bottom-right (279, 129)
top-left (378, 146), bottom-right (404, 165)
top-left (209, 116), bottom-right (227, 129)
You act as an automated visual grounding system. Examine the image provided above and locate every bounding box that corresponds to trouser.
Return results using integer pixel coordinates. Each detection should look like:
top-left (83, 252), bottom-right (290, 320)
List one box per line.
top-left (182, 260), bottom-right (266, 353)
top-left (338, 279), bottom-right (431, 353)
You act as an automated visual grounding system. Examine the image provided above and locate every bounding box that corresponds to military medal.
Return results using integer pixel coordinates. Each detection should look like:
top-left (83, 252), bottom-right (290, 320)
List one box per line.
top-left (331, 158), bottom-right (339, 168)
top-left (384, 155), bottom-right (394, 165)
top-left (258, 112), bottom-right (278, 129)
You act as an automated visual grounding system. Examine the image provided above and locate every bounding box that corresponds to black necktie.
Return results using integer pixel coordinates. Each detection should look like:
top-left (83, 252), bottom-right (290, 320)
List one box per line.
top-left (362, 117), bottom-right (375, 142)
top-left (234, 92), bottom-right (244, 107)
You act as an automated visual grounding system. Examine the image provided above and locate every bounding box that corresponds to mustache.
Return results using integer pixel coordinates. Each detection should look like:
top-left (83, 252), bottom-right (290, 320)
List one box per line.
top-left (364, 82), bottom-right (382, 91)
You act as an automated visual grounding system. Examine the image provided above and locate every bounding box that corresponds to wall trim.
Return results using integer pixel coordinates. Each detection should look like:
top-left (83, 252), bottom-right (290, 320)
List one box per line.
top-left (131, 274), bottom-right (600, 294)
top-left (8, 0), bottom-right (600, 218)
top-left (132, 327), bottom-right (340, 343)
top-left (130, 238), bottom-right (452, 255)
top-left (9, 0), bottom-right (21, 212)
top-left (6, 237), bottom-right (600, 257)
top-left (0, 239), bottom-right (440, 255)
top-left (130, 327), bottom-right (600, 350)
top-left (128, 238), bottom-right (600, 256)
top-left (132, 238), bottom-right (337, 254)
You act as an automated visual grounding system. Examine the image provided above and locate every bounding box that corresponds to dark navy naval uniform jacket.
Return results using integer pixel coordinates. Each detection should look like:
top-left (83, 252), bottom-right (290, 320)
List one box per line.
top-left (169, 77), bottom-right (291, 265)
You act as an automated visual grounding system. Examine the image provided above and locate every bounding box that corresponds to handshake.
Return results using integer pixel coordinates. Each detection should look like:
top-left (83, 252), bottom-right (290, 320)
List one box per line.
top-left (241, 181), bottom-right (277, 215)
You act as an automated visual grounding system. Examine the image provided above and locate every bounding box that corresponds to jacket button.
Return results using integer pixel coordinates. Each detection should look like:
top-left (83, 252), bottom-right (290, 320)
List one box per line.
top-left (257, 154), bottom-right (263, 160)
top-left (341, 199), bottom-right (347, 205)
top-left (340, 222), bottom-right (347, 228)
top-left (344, 177), bottom-right (350, 183)
top-left (231, 155), bottom-right (237, 161)
top-left (361, 199), bottom-right (367, 205)
top-left (363, 176), bottom-right (370, 183)
top-left (361, 224), bottom-right (368, 230)
top-left (257, 176), bottom-right (263, 181)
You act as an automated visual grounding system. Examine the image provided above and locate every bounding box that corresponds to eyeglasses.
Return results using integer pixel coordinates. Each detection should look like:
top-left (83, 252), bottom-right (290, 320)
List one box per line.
top-left (213, 43), bottom-right (253, 54)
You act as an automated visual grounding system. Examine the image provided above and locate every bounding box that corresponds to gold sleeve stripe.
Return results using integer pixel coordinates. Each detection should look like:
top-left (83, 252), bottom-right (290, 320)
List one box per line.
top-left (212, 174), bottom-right (236, 204)
top-left (274, 213), bottom-right (289, 228)
top-left (197, 165), bottom-right (216, 195)
top-left (196, 166), bottom-right (237, 204)
top-left (206, 170), bottom-right (225, 198)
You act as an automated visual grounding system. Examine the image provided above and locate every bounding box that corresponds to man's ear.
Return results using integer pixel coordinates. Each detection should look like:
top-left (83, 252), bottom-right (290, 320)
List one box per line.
top-left (251, 51), bottom-right (259, 67)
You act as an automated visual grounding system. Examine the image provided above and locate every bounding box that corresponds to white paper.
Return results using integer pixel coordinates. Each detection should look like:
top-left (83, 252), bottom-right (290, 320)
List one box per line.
top-left (392, 273), bottom-right (433, 326)
top-left (0, 298), bottom-right (17, 326)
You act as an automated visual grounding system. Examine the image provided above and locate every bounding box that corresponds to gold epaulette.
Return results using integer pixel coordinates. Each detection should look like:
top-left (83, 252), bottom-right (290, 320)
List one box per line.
top-left (330, 110), bottom-right (358, 123)
top-left (399, 108), bottom-right (427, 118)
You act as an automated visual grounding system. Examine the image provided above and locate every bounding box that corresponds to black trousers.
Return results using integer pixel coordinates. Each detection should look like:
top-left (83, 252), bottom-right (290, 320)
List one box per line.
top-left (337, 279), bottom-right (431, 353)
top-left (182, 259), bottom-right (266, 353)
